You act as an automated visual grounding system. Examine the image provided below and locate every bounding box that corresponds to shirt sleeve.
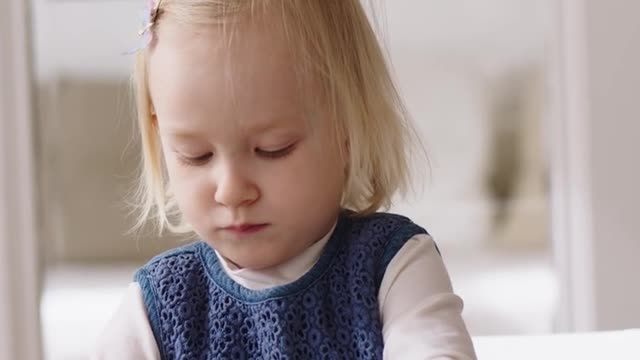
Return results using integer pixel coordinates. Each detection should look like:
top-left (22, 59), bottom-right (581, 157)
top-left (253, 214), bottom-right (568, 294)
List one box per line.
top-left (379, 234), bottom-right (477, 360)
top-left (90, 282), bottom-right (161, 360)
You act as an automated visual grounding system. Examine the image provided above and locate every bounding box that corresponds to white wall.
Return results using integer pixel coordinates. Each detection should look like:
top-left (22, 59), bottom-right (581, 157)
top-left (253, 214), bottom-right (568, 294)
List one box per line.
top-left (31, 0), bottom-right (550, 79)
top-left (551, 0), bottom-right (640, 331)
top-left (32, 0), bottom-right (140, 80)
top-left (585, 0), bottom-right (640, 330)
top-left (0, 0), bottom-right (42, 358)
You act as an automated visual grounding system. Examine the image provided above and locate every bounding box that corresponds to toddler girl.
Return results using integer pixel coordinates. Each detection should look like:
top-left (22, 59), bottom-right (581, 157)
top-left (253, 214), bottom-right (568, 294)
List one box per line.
top-left (93, 0), bottom-right (476, 358)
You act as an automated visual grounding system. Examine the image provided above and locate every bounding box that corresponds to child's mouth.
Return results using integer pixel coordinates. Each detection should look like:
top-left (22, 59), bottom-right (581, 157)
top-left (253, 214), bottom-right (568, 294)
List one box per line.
top-left (223, 223), bottom-right (269, 235)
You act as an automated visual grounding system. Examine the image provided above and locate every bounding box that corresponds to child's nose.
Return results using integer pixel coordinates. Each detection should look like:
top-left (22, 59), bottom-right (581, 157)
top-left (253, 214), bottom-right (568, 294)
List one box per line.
top-left (213, 163), bottom-right (259, 208)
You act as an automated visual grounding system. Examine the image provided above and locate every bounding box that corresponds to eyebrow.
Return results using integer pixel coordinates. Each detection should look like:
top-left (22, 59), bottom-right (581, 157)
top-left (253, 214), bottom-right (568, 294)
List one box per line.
top-left (246, 118), bottom-right (297, 134)
top-left (161, 130), bottom-right (204, 139)
top-left (162, 117), bottom-right (300, 139)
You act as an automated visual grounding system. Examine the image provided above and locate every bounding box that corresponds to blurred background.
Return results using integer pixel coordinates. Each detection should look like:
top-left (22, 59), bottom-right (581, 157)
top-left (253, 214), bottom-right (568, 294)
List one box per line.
top-left (1, 0), bottom-right (639, 359)
top-left (33, 1), bottom-right (555, 357)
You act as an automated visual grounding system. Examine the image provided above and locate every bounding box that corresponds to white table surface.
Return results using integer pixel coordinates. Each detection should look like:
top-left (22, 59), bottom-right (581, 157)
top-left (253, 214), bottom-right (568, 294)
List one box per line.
top-left (473, 329), bottom-right (640, 360)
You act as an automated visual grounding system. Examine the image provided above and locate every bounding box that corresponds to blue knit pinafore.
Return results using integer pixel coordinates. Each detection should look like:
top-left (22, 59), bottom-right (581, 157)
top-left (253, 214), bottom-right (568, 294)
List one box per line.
top-left (135, 211), bottom-right (430, 359)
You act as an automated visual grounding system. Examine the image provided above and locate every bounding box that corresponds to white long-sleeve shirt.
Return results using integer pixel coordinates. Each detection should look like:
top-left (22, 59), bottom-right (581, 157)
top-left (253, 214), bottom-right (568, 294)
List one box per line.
top-left (92, 230), bottom-right (476, 359)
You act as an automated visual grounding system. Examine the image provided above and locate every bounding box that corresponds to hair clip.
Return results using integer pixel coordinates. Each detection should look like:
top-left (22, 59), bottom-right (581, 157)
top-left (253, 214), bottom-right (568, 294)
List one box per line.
top-left (123, 0), bottom-right (163, 55)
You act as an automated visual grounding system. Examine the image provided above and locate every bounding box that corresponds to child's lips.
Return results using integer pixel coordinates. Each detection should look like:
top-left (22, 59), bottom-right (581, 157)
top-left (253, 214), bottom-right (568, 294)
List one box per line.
top-left (222, 223), bottom-right (269, 234)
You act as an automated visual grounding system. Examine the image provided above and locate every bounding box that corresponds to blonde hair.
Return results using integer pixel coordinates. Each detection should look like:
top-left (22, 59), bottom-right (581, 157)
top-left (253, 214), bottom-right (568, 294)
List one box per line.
top-left (131, 0), bottom-right (422, 235)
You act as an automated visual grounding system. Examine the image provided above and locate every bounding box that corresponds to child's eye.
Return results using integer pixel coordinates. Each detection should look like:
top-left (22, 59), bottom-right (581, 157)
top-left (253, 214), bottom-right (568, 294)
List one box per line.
top-left (256, 143), bottom-right (296, 159)
top-left (177, 152), bottom-right (213, 166)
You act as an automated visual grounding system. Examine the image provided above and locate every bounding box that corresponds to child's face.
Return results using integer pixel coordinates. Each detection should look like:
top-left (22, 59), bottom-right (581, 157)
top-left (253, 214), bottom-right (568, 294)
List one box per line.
top-left (148, 18), bottom-right (346, 270)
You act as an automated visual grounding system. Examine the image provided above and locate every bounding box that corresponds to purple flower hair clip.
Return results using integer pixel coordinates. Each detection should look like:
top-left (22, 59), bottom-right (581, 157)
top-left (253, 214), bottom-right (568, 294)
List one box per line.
top-left (124, 0), bottom-right (163, 55)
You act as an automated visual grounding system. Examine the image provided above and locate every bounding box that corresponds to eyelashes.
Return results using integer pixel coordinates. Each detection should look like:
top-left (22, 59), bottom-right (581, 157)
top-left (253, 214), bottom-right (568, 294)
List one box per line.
top-left (255, 143), bottom-right (296, 159)
top-left (176, 152), bottom-right (213, 166)
top-left (175, 143), bottom-right (297, 166)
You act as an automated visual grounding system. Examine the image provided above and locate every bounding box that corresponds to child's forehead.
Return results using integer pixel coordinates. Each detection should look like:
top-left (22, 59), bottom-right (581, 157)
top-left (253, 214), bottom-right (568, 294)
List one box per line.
top-left (153, 7), bottom-right (295, 59)
top-left (149, 20), bottom-right (319, 117)
top-left (152, 16), bottom-right (288, 68)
